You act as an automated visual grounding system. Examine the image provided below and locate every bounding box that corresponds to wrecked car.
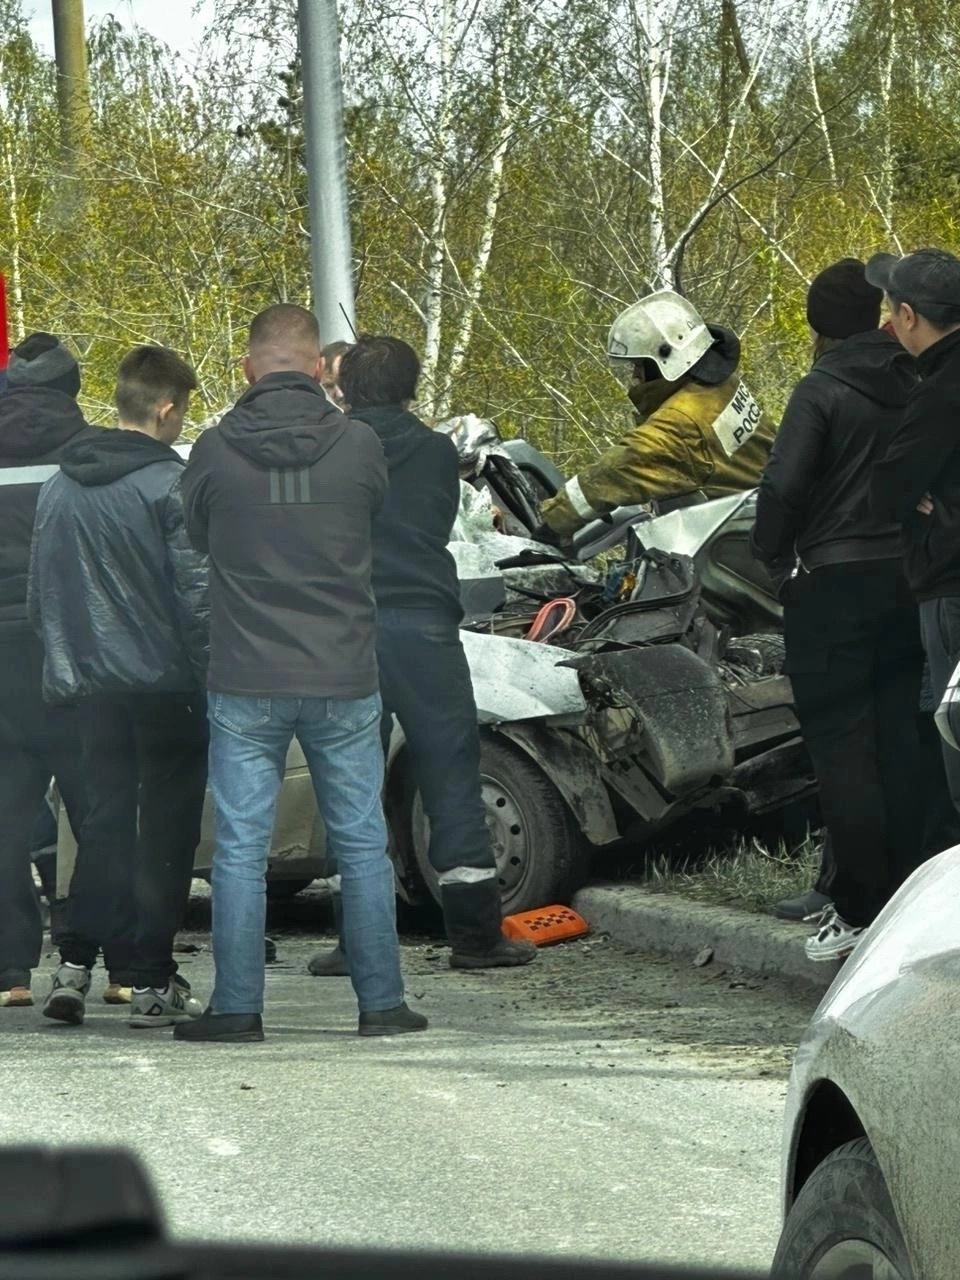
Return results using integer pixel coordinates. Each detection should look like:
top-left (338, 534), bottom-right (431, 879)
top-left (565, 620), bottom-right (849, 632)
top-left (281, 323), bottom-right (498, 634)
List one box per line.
top-left (56, 425), bottom-right (814, 915)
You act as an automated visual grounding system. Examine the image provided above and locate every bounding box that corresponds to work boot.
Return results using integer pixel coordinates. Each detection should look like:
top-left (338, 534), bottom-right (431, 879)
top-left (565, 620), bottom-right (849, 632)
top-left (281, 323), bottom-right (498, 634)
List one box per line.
top-left (43, 963), bottom-right (91, 1025)
top-left (772, 887), bottom-right (832, 922)
top-left (307, 945), bottom-right (350, 976)
top-left (442, 879), bottom-right (537, 969)
top-left (174, 1010), bottom-right (265, 1043)
top-left (307, 894), bottom-right (349, 976)
top-left (358, 1003), bottom-right (428, 1036)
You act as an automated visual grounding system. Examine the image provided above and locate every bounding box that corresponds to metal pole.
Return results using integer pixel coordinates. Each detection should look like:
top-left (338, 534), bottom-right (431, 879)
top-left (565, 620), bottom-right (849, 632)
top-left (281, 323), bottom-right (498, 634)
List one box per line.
top-left (297, 0), bottom-right (356, 343)
top-left (52, 0), bottom-right (91, 167)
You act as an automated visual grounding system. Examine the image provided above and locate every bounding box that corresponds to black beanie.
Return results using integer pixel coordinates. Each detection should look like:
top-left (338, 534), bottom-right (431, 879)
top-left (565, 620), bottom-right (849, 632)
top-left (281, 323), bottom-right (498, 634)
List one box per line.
top-left (7, 332), bottom-right (81, 398)
top-left (806, 259), bottom-right (882, 340)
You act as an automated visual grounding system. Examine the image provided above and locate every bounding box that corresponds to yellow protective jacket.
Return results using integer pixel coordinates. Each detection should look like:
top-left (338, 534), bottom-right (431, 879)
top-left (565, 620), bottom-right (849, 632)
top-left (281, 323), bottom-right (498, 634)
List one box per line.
top-left (542, 375), bottom-right (776, 537)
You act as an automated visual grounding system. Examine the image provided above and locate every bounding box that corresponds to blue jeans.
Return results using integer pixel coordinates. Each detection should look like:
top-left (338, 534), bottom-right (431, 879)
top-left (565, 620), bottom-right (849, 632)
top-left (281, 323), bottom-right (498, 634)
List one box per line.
top-left (208, 692), bottom-right (403, 1015)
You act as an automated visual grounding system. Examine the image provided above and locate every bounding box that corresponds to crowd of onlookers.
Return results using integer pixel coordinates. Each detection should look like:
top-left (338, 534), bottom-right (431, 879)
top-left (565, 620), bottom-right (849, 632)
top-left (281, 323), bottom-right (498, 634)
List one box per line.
top-left (753, 250), bottom-right (960, 960)
top-left (0, 307), bottom-right (535, 1043)
top-left (2, 246), bottom-right (959, 1041)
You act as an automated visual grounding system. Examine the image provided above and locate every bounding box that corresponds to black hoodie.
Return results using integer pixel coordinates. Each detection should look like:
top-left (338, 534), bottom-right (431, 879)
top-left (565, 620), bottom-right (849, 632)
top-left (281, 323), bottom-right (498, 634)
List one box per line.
top-left (0, 385), bottom-right (103, 637)
top-left (29, 428), bottom-right (208, 703)
top-left (350, 404), bottom-right (462, 619)
top-left (753, 329), bottom-right (917, 589)
top-left (872, 328), bottom-right (960, 600)
top-left (182, 372), bottom-right (387, 698)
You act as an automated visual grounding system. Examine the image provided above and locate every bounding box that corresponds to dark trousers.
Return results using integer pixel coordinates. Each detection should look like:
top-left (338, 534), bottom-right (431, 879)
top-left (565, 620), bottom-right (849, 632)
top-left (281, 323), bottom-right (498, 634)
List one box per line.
top-left (784, 562), bottom-right (925, 928)
top-left (919, 596), bottom-right (960, 817)
top-left (60, 692), bottom-right (209, 988)
top-left (0, 639), bottom-right (88, 989)
top-left (376, 608), bottom-right (494, 878)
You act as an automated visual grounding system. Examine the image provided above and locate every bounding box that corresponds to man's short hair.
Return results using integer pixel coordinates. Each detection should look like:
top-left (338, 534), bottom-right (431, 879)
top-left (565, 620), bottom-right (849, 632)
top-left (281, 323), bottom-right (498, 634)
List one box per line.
top-left (338, 335), bottom-right (420, 409)
top-left (116, 345), bottom-right (198, 425)
top-left (250, 304), bottom-right (320, 353)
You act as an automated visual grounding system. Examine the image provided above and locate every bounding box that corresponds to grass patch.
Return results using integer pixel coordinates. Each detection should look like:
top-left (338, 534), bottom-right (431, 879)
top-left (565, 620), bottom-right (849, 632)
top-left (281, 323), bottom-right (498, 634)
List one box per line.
top-left (642, 834), bottom-right (823, 913)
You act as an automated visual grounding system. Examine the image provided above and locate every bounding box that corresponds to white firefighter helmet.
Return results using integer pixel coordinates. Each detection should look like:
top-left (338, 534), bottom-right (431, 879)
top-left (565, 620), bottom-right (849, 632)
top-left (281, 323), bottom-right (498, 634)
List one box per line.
top-left (607, 290), bottom-right (713, 382)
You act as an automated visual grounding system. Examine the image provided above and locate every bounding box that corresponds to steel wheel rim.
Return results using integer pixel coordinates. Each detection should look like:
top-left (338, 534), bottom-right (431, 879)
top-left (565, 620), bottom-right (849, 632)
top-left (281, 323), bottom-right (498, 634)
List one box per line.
top-left (410, 772), bottom-right (533, 904)
top-left (480, 773), bottom-right (531, 897)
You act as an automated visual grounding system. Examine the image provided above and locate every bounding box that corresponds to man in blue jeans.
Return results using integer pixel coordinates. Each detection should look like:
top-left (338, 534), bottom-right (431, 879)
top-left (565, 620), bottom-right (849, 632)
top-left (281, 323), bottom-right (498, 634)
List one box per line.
top-left (179, 305), bottom-right (425, 1043)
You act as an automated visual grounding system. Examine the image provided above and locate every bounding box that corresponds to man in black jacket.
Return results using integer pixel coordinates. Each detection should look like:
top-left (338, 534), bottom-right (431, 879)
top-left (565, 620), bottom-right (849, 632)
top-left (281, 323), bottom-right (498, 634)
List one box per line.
top-left (178, 305), bottom-right (422, 1044)
top-left (309, 336), bottom-right (535, 978)
top-left (870, 248), bottom-right (960, 813)
top-left (30, 345), bottom-right (208, 1028)
top-left (0, 334), bottom-right (100, 1008)
top-left (754, 261), bottom-right (925, 953)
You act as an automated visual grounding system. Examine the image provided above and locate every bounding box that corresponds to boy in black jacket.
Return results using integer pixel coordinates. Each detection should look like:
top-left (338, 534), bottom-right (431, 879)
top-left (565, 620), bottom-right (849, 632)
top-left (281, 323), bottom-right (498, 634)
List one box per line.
top-left (30, 345), bottom-right (208, 1029)
top-left (309, 336), bottom-right (535, 975)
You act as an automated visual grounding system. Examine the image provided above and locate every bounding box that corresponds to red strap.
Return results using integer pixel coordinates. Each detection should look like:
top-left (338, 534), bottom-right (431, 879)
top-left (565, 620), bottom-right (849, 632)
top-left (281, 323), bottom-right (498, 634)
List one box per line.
top-left (0, 274), bottom-right (8, 373)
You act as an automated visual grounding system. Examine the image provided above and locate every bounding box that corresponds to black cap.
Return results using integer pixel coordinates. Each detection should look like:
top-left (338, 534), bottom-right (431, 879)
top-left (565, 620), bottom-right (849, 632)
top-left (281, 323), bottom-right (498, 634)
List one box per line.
top-left (806, 258), bottom-right (882, 339)
top-left (7, 332), bottom-right (81, 398)
top-left (865, 249), bottom-right (960, 320)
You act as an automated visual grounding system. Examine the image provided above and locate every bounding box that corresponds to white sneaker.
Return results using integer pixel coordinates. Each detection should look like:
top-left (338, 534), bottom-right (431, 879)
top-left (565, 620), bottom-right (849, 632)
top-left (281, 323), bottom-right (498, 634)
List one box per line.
top-left (129, 980), bottom-right (202, 1028)
top-left (805, 907), bottom-right (864, 962)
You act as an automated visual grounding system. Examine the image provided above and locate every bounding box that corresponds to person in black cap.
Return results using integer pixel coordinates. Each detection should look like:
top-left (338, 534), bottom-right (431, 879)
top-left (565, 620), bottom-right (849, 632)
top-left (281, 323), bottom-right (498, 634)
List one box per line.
top-left (754, 258), bottom-right (925, 962)
top-left (0, 333), bottom-right (100, 1008)
top-left (870, 248), bottom-right (960, 815)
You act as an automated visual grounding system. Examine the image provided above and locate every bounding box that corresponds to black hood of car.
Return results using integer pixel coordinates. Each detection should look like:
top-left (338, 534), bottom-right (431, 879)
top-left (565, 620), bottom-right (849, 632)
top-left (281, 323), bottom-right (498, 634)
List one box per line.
top-left (60, 429), bottom-right (182, 486)
top-left (217, 371), bottom-right (348, 468)
top-left (0, 386), bottom-right (91, 460)
top-left (348, 404), bottom-right (431, 470)
top-left (814, 328), bottom-right (916, 406)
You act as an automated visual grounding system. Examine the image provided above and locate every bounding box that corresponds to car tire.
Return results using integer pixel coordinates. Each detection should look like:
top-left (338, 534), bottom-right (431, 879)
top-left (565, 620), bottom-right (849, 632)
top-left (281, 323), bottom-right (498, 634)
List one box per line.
top-left (772, 1138), bottom-right (913, 1279)
top-left (409, 734), bottom-right (590, 916)
top-left (265, 877), bottom-right (315, 901)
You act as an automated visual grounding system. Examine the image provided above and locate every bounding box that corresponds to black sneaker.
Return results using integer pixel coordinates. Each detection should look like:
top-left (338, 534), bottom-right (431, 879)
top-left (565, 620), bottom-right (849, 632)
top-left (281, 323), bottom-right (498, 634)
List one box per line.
top-left (358, 1003), bottom-right (428, 1037)
top-left (43, 964), bottom-right (91, 1025)
top-left (174, 1010), bottom-right (264, 1043)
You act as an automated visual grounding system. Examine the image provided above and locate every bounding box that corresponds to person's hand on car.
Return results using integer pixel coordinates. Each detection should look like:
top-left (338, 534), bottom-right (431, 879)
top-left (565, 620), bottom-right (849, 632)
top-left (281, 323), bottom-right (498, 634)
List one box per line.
top-left (918, 492), bottom-right (935, 515)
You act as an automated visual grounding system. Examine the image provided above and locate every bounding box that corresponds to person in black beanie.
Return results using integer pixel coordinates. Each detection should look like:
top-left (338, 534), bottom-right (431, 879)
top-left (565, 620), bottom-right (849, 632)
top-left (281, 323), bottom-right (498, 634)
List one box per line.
top-left (0, 332), bottom-right (100, 1008)
top-left (753, 258), bottom-right (926, 962)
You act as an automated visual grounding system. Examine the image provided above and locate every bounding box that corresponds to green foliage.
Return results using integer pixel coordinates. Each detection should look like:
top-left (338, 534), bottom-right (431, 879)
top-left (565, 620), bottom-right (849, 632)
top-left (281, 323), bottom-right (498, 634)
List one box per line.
top-left (0, 0), bottom-right (958, 458)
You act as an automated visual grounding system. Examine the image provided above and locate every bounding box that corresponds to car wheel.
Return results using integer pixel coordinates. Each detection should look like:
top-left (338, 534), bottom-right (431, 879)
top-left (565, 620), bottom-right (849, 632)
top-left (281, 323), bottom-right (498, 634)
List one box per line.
top-left (409, 734), bottom-right (590, 916)
top-left (772, 1138), bottom-right (913, 1279)
top-left (265, 877), bottom-right (315, 901)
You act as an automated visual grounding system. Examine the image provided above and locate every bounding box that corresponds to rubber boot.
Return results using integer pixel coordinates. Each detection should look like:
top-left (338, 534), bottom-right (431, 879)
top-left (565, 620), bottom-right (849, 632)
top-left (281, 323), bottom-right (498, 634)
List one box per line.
top-left (307, 894), bottom-right (349, 977)
top-left (442, 878), bottom-right (537, 969)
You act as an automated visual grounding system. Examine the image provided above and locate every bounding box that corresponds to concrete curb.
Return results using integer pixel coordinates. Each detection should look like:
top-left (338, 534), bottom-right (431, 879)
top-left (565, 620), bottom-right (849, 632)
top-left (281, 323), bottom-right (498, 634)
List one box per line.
top-left (572, 882), bottom-right (841, 991)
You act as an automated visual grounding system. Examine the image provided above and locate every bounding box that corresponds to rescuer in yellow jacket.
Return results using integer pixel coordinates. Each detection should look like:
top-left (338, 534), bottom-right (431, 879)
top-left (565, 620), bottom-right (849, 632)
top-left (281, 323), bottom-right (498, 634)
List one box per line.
top-left (540, 291), bottom-right (776, 538)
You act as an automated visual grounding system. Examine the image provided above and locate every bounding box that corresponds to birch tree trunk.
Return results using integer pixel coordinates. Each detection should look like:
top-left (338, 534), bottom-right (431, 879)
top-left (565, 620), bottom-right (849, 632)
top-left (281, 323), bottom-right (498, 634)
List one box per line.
top-left (2, 136), bottom-right (25, 342)
top-left (435, 38), bottom-right (514, 419)
top-left (635, 0), bottom-right (674, 288)
top-left (419, 0), bottom-right (453, 418)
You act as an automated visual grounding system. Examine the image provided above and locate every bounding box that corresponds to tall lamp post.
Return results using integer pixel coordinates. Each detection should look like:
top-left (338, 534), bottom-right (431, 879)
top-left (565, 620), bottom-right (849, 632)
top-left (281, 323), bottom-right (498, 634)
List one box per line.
top-left (297, 0), bottom-right (357, 343)
top-left (51, 0), bottom-right (91, 168)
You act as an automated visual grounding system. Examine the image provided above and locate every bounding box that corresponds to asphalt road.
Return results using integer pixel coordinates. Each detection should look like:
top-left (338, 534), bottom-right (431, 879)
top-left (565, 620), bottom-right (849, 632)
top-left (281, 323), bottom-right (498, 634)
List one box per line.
top-left (3, 894), bottom-right (819, 1273)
